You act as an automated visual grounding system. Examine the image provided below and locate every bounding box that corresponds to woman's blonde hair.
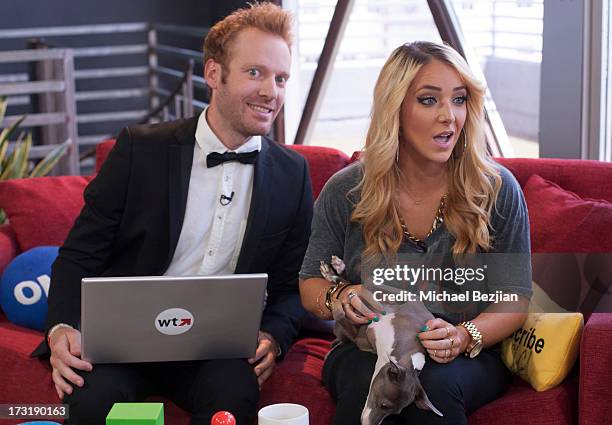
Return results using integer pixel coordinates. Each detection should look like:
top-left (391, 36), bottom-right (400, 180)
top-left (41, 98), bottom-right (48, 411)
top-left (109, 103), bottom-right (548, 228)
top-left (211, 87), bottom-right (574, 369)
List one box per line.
top-left (352, 41), bottom-right (502, 259)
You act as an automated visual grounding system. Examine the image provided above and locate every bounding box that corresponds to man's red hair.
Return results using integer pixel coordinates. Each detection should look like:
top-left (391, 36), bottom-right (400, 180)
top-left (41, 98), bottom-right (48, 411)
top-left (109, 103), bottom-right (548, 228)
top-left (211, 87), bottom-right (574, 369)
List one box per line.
top-left (203, 2), bottom-right (293, 69)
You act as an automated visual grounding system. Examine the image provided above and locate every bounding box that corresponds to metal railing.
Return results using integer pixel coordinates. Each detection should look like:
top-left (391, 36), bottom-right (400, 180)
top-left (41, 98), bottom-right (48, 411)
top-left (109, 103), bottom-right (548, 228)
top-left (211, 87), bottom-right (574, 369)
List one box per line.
top-left (0, 22), bottom-right (209, 173)
top-left (0, 48), bottom-right (78, 175)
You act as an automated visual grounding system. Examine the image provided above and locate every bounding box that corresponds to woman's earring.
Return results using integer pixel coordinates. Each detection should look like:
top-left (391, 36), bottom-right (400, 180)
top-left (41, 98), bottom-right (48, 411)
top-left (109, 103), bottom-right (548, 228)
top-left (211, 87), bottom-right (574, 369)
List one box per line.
top-left (453, 128), bottom-right (467, 160)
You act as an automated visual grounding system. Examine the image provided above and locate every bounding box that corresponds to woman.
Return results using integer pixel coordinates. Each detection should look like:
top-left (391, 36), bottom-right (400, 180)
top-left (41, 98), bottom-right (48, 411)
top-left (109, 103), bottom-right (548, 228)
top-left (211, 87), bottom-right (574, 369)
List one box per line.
top-left (299, 41), bottom-right (532, 425)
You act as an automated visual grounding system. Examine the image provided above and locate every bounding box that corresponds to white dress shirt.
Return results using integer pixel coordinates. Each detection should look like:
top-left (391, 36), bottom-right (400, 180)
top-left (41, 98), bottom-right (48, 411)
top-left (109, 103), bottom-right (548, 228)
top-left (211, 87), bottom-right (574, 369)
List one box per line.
top-left (164, 109), bottom-right (261, 277)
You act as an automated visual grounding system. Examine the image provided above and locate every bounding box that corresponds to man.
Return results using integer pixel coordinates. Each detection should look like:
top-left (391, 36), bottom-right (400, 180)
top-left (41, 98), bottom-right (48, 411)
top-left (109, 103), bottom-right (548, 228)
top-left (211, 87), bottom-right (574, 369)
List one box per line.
top-left (42, 3), bottom-right (312, 424)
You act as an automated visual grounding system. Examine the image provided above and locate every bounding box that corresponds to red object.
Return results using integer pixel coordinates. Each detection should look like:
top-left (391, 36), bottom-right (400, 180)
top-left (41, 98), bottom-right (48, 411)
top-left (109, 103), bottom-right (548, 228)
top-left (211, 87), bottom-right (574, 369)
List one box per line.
top-left (0, 144), bottom-right (611, 425)
top-left (211, 411), bottom-right (236, 425)
top-left (0, 175), bottom-right (92, 251)
top-left (0, 224), bottom-right (18, 274)
top-left (288, 145), bottom-right (350, 199)
top-left (523, 173), bottom-right (612, 253)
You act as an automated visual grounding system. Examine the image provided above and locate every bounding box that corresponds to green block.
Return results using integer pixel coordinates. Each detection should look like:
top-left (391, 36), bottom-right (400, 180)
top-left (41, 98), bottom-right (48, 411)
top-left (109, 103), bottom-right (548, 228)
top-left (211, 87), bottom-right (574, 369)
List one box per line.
top-left (106, 403), bottom-right (164, 425)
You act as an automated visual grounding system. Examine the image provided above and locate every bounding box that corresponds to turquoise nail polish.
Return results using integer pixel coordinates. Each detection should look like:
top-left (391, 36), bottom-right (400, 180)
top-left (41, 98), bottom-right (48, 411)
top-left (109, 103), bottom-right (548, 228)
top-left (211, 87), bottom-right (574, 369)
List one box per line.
top-left (421, 325), bottom-right (429, 331)
top-left (373, 316), bottom-right (380, 322)
top-left (367, 319), bottom-right (372, 324)
top-left (382, 311), bottom-right (387, 316)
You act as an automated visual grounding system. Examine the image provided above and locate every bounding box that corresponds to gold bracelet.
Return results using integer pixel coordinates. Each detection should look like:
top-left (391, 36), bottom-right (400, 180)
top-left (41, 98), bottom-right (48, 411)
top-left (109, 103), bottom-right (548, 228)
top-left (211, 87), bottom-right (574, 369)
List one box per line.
top-left (316, 286), bottom-right (331, 318)
top-left (324, 284), bottom-right (334, 311)
top-left (325, 282), bottom-right (351, 312)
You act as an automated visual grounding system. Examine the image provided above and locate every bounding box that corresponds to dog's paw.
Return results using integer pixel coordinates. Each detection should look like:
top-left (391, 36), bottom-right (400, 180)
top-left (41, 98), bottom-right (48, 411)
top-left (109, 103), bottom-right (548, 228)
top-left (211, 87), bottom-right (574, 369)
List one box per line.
top-left (411, 352), bottom-right (426, 371)
top-left (332, 302), bottom-right (347, 321)
top-left (331, 255), bottom-right (346, 275)
top-left (320, 261), bottom-right (336, 282)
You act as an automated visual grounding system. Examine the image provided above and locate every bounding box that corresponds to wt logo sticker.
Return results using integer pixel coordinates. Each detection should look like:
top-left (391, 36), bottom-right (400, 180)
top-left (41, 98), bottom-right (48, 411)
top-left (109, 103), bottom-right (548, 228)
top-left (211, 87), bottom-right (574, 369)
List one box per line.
top-left (155, 308), bottom-right (194, 335)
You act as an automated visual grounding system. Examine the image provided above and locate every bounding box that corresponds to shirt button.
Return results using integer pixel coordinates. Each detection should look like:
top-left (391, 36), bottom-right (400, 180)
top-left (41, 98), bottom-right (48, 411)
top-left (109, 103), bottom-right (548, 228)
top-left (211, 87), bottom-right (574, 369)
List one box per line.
top-left (217, 215), bottom-right (222, 220)
top-left (208, 250), bottom-right (213, 256)
top-left (224, 176), bottom-right (230, 182)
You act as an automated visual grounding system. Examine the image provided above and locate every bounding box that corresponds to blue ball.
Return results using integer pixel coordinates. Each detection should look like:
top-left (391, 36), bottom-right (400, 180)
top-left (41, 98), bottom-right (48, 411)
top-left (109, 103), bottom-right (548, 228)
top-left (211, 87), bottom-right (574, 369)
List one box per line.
top-left (0, 246), bottom-right (59, 331)
top-left (18, 422), bottom-right (62, 424)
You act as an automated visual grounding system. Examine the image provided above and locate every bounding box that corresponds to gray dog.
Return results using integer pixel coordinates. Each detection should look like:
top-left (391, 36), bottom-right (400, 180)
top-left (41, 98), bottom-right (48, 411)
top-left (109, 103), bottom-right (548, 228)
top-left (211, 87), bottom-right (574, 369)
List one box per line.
top-left (320, 256), bottom-right (443, 425)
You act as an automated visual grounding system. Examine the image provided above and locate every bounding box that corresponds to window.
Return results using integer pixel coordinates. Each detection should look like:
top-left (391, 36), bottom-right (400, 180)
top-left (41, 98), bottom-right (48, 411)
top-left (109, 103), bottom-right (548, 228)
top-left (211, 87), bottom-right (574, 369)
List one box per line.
top-left (451, 0), bottom-right (543, 157)
top-left (286, 0), bottom-right (440, 155)
top-left (286, 0), bottom-right (544, 158)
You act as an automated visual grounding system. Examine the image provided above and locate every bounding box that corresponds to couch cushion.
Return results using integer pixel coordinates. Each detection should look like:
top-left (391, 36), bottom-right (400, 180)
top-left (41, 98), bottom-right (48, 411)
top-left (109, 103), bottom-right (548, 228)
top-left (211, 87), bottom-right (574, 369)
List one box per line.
top-left (0, 176), bottom-right (92, 252)
top-left (522, 174), bottom-right (612, 318)
top-left (501, 312), bottom-right (583, 392)
top-left (96, 139), bottom-right (116, 173)
top-left (469, 375), bottom-right (578, 425)
top-left (0, 317), bottom-right (56, 408)
top-left (287, 145), bottom-right (350, 199)
top-left (0, 224), bottom-right (18, 277)
top-left (523, 174), bottom-right (612, 253)
top-left (496, 158), bottom-right (612, 203)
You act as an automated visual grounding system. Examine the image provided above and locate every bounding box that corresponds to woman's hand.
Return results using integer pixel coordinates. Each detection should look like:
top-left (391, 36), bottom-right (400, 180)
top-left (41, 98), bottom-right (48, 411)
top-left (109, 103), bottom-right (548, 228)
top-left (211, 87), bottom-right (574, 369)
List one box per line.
top-left (418, 317), bottom-right (470, 363)
top-left (333, 284), bottom-right (387, 325)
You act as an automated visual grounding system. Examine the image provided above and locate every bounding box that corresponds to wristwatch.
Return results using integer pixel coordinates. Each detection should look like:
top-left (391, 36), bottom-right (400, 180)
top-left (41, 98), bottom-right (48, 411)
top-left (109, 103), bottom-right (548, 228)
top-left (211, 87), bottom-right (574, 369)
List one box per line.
top-left (458, 321), bottom-right (483, 358)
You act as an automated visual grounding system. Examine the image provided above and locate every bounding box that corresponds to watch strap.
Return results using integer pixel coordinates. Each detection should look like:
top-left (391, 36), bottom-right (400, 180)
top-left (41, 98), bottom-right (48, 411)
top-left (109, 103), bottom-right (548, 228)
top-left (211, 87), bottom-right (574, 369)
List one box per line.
top-left (458, 321), bottom-right (482, 355)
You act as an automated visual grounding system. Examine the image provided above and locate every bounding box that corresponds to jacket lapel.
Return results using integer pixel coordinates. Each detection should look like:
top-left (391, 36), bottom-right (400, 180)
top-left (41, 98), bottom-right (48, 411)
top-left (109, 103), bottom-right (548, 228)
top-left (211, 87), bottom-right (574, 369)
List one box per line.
top-left (164, 117), bottom-right (198, 270)
top-left (234, 137), bottom-right (273, 273)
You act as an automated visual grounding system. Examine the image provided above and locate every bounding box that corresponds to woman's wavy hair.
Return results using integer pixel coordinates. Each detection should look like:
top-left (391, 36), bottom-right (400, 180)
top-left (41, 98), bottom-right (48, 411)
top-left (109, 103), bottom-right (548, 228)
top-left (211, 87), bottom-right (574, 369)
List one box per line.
top-left (352, 41), bottom-right (502, 259)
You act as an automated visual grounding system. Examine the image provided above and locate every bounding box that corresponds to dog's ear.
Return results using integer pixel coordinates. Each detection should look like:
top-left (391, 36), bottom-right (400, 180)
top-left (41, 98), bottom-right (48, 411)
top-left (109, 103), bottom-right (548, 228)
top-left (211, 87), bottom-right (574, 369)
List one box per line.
top-left (387, 359), bottom-right (406, 385)
top-left (414, 383), bottom-right (443, 416)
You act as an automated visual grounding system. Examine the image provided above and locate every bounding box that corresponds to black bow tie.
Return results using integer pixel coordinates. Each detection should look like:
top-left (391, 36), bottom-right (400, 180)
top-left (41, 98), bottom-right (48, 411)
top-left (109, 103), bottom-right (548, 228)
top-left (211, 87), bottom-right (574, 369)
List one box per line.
top-left (206, 150), bottom-right (259, 168)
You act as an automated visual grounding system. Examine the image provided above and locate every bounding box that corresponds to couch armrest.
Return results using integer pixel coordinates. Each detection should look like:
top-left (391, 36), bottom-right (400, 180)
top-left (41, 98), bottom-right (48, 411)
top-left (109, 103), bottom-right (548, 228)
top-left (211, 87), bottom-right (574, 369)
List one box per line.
top-left (579, 313), bottom-right (612, 425)
top-left (0, 224), bottom-right (19, 276)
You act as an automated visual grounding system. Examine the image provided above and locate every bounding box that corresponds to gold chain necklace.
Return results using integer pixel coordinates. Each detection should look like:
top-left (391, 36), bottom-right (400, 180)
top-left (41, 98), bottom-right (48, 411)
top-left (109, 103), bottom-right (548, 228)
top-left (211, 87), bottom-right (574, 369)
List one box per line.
top-left (399, 195), bottom-right (446, 245)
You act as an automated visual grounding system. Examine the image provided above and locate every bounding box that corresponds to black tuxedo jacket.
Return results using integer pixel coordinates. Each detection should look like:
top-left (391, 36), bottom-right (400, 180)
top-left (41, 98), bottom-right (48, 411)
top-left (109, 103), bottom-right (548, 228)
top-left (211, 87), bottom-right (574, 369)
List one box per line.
top-left (40, 116), bottom-right (313, 358)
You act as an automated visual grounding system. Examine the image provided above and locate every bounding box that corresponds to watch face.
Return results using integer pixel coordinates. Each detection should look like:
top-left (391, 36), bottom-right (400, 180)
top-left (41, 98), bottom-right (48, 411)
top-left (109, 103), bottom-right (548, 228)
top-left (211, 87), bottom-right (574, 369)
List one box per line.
top-left (469, 341), bottom-right (484, 358)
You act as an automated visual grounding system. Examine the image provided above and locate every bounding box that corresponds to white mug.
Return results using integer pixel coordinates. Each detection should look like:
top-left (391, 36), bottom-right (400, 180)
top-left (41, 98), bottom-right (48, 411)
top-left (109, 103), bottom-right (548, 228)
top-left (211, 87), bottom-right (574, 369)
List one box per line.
top-left (258, 403), bottom-right (309, 425)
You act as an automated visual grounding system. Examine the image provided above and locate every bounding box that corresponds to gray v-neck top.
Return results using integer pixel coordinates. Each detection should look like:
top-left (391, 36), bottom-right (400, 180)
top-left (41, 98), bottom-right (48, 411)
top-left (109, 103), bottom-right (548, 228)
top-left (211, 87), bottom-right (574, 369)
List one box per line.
top-left (299, 162), bottom-right (532, 325)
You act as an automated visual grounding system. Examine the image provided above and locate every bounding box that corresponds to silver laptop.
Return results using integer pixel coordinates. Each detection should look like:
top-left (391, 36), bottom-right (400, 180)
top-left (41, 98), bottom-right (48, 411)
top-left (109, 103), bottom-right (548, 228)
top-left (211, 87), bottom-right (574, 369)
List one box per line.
top-left (80, 274), bottom-right (268, 364)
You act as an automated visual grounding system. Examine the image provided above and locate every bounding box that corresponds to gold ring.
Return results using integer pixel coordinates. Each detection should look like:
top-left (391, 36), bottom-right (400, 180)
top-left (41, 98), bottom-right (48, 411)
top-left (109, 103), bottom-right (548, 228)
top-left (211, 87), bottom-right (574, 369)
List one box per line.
top-left (445, 349), bottom-right (450, 358)
top-left (348, 291), bottom-right (357, 301)
top-left (450, 338), bottom-right (454, 348)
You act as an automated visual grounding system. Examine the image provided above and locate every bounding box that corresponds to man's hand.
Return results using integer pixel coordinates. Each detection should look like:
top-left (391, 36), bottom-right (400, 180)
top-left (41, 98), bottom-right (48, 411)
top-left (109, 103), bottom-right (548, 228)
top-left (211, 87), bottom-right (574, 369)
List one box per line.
top-left (248, 331), bottom-right (279, 388)
top-left (48, 327), bottom-right (93, 399)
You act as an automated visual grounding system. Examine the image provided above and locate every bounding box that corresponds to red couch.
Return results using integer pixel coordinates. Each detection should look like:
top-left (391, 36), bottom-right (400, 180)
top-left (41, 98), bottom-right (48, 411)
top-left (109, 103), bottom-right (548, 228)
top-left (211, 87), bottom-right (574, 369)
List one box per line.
top-left (0, 140), bottom-right (611, 425)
